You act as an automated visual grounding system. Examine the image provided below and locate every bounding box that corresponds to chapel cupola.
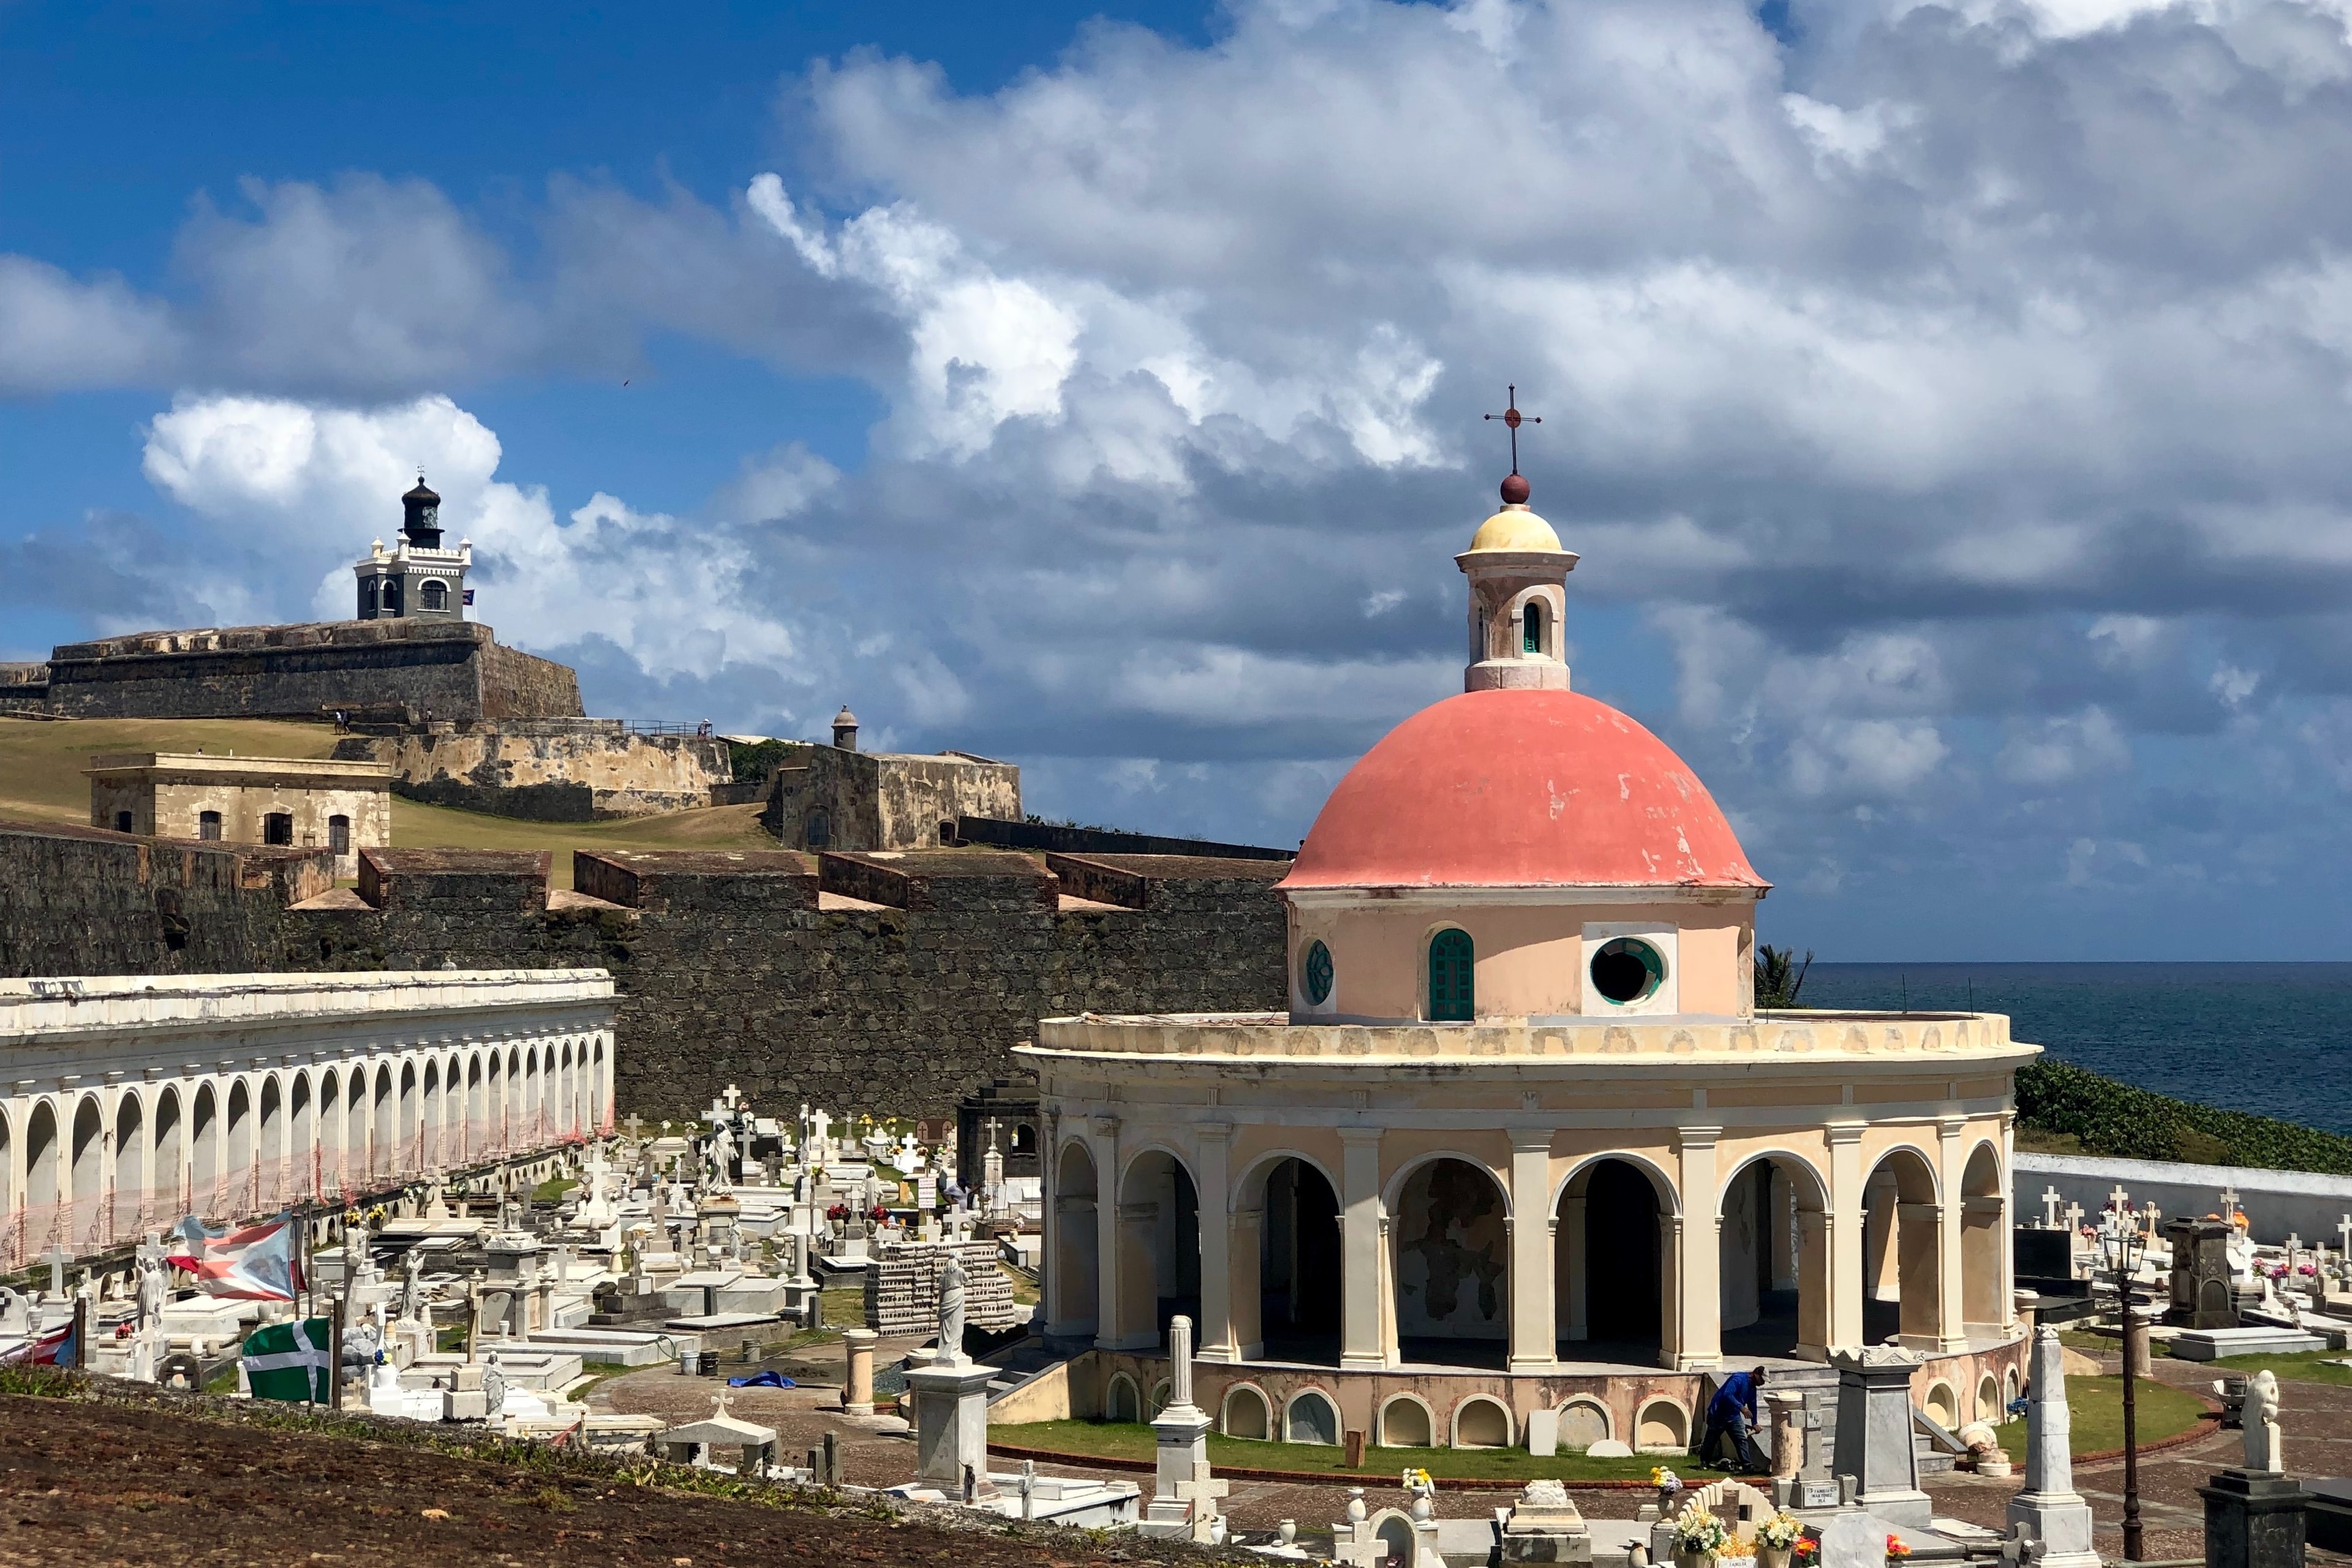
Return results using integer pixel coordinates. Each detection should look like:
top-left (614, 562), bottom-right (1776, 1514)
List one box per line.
top-left (356, 474), bottom-right (470, 624)
top-left (1455, 469), bottom-right (1578, 692)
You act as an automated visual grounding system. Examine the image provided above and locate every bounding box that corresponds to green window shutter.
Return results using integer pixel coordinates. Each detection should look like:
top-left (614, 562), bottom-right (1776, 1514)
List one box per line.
top-left (1428, 929), bottom-right (1474, 1021)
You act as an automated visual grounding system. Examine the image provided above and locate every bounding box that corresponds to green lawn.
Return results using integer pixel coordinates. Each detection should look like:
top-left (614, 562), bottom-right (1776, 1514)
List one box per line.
top-left (1994, 1376), bottom-right (2208, 1457)
top-left (989, 1420), bottom-right (1670, 1482)
top-left (819, 1286), bottom-right (865, 1331)
top-left (2202, 1348), bottom-right (2351, 1387)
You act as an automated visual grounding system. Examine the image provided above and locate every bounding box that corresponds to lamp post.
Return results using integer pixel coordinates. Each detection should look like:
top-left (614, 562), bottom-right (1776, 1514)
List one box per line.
top-left (2099, 1213), bottom-right (2147, 1562)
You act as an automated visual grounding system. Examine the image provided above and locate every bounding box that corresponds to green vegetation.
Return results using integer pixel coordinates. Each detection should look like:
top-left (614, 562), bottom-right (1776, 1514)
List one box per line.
top-left (2017, 1058), bottom-right (2352, 1175)
top-left (991, 1420), bottom-right (1668, 1482)
top-left (2203, 1348), bottom-right (2352, 1387)
top-left (725, 738), bottom-right (794, 788)
top-left (1755, 945), bottom-right (1814, 1009)
top-left (532, 1175), bottom-right (579, 1203)
top-left (1991, 1376), bottom-right (2208, 1458)
top-left (819, 1287), bottom-right (865, 1332)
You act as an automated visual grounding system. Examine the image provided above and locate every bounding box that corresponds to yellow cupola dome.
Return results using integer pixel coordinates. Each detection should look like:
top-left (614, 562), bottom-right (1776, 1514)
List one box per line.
top-left (1468, 502), bottom-right (1562, 552)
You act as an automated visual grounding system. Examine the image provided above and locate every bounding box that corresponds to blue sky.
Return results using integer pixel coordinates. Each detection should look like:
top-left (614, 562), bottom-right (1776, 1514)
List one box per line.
top-left (10, 0), bottom-right (2352, 962)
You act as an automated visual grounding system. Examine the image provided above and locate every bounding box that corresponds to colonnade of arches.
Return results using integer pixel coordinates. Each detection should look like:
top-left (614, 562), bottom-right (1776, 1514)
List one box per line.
top-left (0, 1032), bottom-right (611, 1271)
top-left (1047, 1126), bottom-right (2010, 1376)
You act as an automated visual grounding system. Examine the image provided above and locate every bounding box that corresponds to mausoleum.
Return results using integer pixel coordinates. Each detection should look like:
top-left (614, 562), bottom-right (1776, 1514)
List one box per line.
top-left (1023, 471), bottom-right (2034, 1453)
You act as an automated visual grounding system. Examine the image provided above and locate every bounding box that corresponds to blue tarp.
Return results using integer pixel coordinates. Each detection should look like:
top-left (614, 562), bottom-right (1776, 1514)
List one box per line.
top-left (727, 1370), bottom-right (796, 1388)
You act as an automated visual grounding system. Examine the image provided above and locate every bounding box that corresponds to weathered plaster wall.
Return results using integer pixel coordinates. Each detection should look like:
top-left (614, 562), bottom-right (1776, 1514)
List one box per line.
top-left (339, 720), bottom-right (731, 820)
top-left (0, 825), bottom-right (1289, 1121)
top-left (26, 620), bottom-right (582, 723)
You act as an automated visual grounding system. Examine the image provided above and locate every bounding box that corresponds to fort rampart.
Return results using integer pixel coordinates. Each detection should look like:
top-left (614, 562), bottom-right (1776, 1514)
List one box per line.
top-left (0, 823), bottom-right (1287, 1119)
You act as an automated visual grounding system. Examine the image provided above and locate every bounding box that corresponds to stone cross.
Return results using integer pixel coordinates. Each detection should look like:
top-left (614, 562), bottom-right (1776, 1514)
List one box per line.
top-left (2140, 1203), bottom-right (2162, 1239)
top-left (47, 1242), bottom-right (69, 1299)
top-left (622, 1113), bottom-right (644, 1142)
top-left (2340, 1213), bottom-right (2352, 1260)
top-left (1174, 1460), bottom-right (1229, 1542)
top-left (2219, 1184), bottom-right (2241, 1221)
top-left (2063, 1202), bottom-right (2084, 1234)
top-left (983, 1116), bottom-right (1000, 1153)
top-left (2107, 1185), bottom-right (2131, 1214)
top-left (2286, 1233), bottom-right (2302, 1268)
top-left (2041, 1187), bottom-right (2064, 1229)
top-left (721, 1084), bottom-right (744, 1110)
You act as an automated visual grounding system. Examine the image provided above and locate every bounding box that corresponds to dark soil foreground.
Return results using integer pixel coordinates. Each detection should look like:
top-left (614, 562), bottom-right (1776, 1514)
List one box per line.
top-left (0, 1381), bottom-right (1245, 1568)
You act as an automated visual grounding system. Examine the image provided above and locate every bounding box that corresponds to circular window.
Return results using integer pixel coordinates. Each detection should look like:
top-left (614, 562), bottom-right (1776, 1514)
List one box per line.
top-left (1590, 937), bottom-right (1665, 1005)
top-left (1301, 939), bottom-right (1334, 1006)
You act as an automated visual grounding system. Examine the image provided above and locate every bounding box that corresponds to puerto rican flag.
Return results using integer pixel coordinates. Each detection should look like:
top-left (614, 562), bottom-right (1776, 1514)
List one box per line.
top-left (9, 1320), bottom-right (75, 1366)
top-left (168, 1213), bottom-right (304, 1302)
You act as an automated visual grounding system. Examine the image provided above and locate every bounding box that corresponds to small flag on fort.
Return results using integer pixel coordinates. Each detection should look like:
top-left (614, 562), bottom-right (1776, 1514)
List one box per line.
top-left (243, 1317), bottom-right (333, 1403)
top-left (169, 1213), bottom-right (304, 1302)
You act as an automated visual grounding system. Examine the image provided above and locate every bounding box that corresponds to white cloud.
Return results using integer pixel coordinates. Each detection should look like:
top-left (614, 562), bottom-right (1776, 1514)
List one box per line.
top-left (1997, 706), bottom-right (2131, 785)
top-left (0, 257), bottom-right (177, 392)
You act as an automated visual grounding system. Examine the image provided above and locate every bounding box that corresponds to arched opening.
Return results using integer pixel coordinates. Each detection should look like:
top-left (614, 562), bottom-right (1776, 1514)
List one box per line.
top-left (258, 1077), bottom-right (284, 1207)
top-left (398, 1061), bottom-right (419, 1171)
top-left (1052, 1142), bottom-right (1101, 1341)
top-left (153, 1089), bottom-right (183, 1218)
top-left (1103, 1373), bottom-right (1140, 1423)
top-left (524, 1049), bottom-right (541, 1142)
top-left (226, 1081), bottom-right (254, 1214)
top-left (26, 1102), bottom-right (60, 1259)
top-left (1393, 1157), bottom-right (1509, 1368)
top-left (190, 1085), bottom-right (219, 1217)
top-left (382, 578), bottom-right (402, 615)
top-left (486, 1051), bottom-right (505, 1155)
top-left (466, 1056), bottom-right (485, 1163)
top-left (1011, 1121), bottom-right (1037, 1156)
top-left (115, 1094), bottom-right (146, 1237)
top-left (360, 577), bottom-right (379, 616)
top-left (591, 1039), bottom-right (607, 1132)
top-left (344, 1072), bottom-right (368, 1188)
top-left (1559, 1157), bottom-right (1670, 1366)
top-left (806, 810), bottom-right (831, 850)
top-left (1284, 1390), bottom-right (1340, 1446)
top-left (420, 579), bottom-right (448, 611)
top-left (1961, 1142), bottom-right (2006, 1336)
top-left (1223, 1385), bottom-right (1271, 1440)
top-left (1257, 1156), bottom-right (1342, 1363)
top-left (1521, 600), bottom-right (1545, 655)
top-left (1635, 1398), bottom-right (1691, 1453)
top-left (290, 1074), bottom-right (314, 1201)
top-left (1453, 1396), bottom-right (1513, 1449)
top-left (317, 1072), bottom-right (340, 1198)
top-left (422, 1061), bottom-right (443, 1169)
top-left (1861, 1147), bottom-right (1943, 1347)
top-left (1378, 1395), bottom-right (1434, 1449)
top-left (1559, 1398), bottom-right (1613, 1451)
top-left (70, 1097), bottom-right (104, 1248)
top-left (1426, 928), bottom-right (1474, 1022)
top-left (0, 1112), bottom-right (12, 1270)
top-left (1719, 1153), bottom-right (1830, 1362)
top-left (1114, 1149), bottom-right (1199, 1351)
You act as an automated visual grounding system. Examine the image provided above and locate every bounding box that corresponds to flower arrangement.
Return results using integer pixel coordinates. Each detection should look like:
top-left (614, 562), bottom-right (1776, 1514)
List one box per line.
top-left (1404, 1468), bottom-right (1434, 1490)
top-left (1652, 1466), bottom-right (1683, 1492)
top-left (1757, 1513), bottom-right (1804, 1551)
top-left (1794, 1539), bottom-right (1818, 1561)
top-left (1675, 1506), bottom-right (1731, 1557)
top-left (1886, 1536), bottom-right (1912, 1561)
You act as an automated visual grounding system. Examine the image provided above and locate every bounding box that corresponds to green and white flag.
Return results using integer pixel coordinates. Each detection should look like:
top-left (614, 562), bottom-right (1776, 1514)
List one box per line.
top-left (243, 1317), bottom-right (333, 1403)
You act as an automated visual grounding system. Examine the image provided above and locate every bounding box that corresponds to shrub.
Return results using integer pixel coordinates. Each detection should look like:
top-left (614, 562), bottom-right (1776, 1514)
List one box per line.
top-left (2016, 1059), bottom-right (2352, 1175)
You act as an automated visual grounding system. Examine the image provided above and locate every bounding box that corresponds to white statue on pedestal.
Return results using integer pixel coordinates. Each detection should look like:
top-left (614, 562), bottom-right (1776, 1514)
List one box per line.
top-left (2242, 1369), bottom-right (2283, 1474)
top-left (936, 1253), bottom-right (967, 1365)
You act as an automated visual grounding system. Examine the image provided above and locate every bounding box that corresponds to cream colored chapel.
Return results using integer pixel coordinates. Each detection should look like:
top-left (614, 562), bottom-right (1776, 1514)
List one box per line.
top-left (1020, 470), bottom-right (2034, 1453)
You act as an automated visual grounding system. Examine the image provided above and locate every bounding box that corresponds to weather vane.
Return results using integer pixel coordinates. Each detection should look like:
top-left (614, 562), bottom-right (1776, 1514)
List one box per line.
top-left (1482, 385), bottom-right (1540, 475)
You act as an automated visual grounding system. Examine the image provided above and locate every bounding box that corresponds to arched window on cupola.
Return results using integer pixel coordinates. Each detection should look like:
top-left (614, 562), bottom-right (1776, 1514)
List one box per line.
top-left (420, 579), bottom-right (448, 611)
top-left (1521, 601), bottom-right (1545, 655)
top-left (1427, 928), bottom-right (1475, 1022)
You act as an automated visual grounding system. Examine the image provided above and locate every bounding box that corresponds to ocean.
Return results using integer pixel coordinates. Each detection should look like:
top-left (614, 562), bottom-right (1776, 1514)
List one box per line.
top-left (1793, 963), bottom-right (2352, 1137)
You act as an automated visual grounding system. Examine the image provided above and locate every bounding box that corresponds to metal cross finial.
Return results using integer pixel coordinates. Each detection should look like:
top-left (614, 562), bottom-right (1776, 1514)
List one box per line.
top-left (1483, 384), bottom-right (1542, 474)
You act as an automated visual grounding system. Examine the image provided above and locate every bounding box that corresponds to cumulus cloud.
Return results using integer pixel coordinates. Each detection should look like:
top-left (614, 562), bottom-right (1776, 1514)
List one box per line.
top-left (27, 0), bottom-right (2352, 948)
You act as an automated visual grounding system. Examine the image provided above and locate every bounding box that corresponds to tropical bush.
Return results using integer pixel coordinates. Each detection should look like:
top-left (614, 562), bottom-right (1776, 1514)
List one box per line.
top-left (2016, 1059), bottom-right (2352, 1175)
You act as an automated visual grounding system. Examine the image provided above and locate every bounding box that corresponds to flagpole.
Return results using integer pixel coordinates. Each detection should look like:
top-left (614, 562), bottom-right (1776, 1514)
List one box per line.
top-left (71, 1293), bottom-right (86, 1373)
top-left (329, 1290), bottom-right (346, 1412)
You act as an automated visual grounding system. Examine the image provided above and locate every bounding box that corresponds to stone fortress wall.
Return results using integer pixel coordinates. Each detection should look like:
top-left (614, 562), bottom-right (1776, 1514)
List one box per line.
top-left (0, 822), bottom-right (1289, 1122)
top-left (334, 719), bottom-right (733, 820)
top-left (0, 619), bottom-right (582, 723)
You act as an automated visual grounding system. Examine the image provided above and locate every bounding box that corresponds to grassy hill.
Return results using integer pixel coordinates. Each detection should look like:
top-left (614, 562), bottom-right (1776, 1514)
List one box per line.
top-left (0, 715), bottom-right (775, 890)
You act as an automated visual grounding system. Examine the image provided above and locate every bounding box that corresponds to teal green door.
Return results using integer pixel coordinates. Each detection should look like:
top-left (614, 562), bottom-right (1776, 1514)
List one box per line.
top-left (1427, 929), bottom-right (1474, 1020)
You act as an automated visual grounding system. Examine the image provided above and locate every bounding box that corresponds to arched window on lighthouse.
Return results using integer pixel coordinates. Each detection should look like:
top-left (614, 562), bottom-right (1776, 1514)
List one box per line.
top-left (1427, 929), bottom-right (1475, 1022)
top-left (420, 579), bottom-right (448, 611)
top-left (1521, 601), bottom-right (1545, 655)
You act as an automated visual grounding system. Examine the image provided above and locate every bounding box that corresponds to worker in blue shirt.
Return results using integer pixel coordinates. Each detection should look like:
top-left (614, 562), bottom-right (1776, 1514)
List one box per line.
top-left (1700, 1366), bottom-right (1767, 1472)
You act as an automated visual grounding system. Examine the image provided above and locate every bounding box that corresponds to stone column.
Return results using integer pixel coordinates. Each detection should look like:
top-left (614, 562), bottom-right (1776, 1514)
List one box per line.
top-left (1228, 1206), bottom-right (1265, 1360)
top-left (1507, 1133), bottom-right (1556, 1370)
top-left (1142, 1314), bottom-right (1212, 1536)
top-left (1195, 1125), bottom-right (1239, 1362)
top-left (1559, 1193), bottom-right (1588, 1342)
top-left (2005, 1326), bottom-right (2101, 1568)
top-left (1657, 1210), bottom-right (1684, 1367)
top-left (1090, 1117), bottom-right (1121, 1353)
top-left (1825, 1121), bottom-right (1866, 1352)
top-left (1999, 1114), bottom-right (2019, 1332)
top-left (1936, 1118), bottom-right (1969, 1351)
top-left (1115, 1201), bottom-right (1161, 1351)
top-left (1676, 1125), bottom-right (1722, 1372)
top-left (1338, 1128), bottom-right (1389, 1370)
top-left (842, 1326), bottom-right (877, 1412)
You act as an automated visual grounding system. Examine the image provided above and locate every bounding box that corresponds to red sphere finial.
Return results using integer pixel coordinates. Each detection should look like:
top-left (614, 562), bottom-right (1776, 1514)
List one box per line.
top-left (1499, 472), bottom-right (1531, 506)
